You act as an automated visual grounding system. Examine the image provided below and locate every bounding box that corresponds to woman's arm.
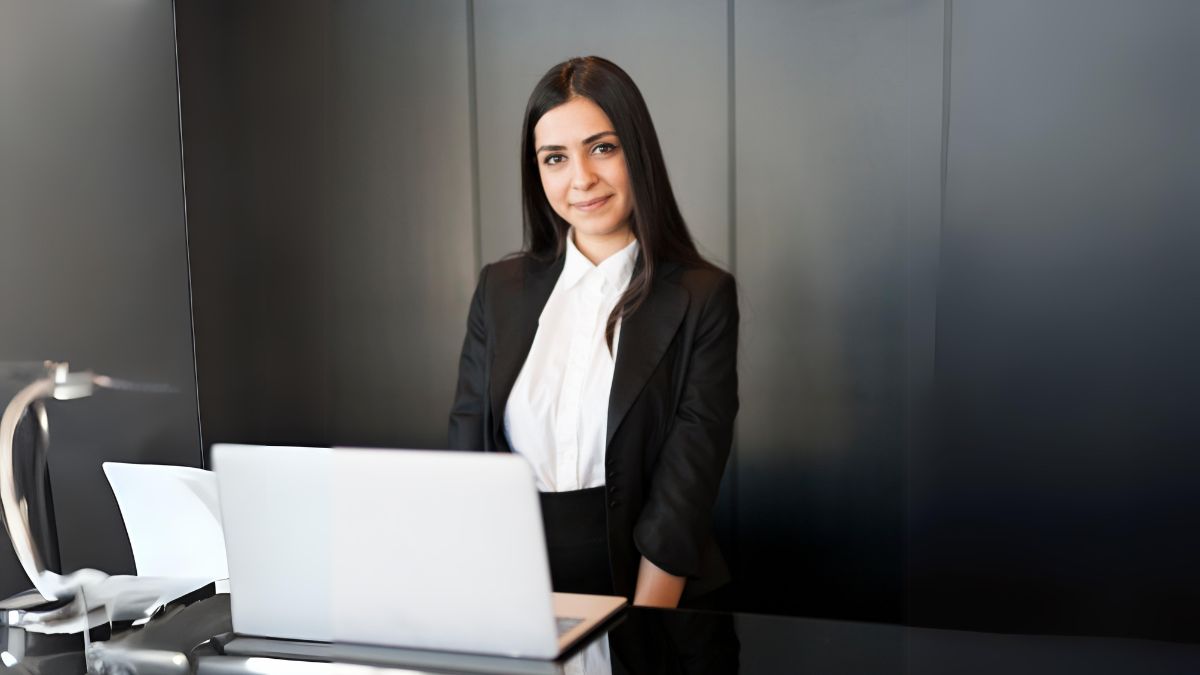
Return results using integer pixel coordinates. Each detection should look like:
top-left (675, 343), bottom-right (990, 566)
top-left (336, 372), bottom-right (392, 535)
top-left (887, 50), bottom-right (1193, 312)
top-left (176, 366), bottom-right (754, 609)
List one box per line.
top-left (632, 272), bottom-right (739, 596)
top-left (633, 555), bottom-right (686, 608)
top-left (448, 264), bottom-right (490, 450)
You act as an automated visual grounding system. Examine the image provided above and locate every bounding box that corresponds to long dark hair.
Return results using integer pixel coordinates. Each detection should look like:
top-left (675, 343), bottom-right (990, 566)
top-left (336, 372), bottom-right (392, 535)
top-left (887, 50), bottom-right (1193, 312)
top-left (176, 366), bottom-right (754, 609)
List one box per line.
top-left (520, 56), bottom-right (714, 350)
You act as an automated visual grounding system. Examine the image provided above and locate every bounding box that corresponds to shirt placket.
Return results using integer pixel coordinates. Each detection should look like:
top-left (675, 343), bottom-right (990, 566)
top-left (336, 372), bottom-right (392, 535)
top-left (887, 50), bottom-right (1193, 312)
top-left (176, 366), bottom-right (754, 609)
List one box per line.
top-left (554, 272), bottom-right (604, 491)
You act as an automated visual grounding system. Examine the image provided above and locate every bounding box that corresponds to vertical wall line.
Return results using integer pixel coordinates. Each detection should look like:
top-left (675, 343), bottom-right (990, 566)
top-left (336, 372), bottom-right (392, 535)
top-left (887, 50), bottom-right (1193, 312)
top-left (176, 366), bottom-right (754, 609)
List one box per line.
top-left (467, 0), bottom-right (482, 274)
top-left (940, 0), bottom-right (953, 228)
top-left (171, 0), bottom-right (206, 466)
top-left (728, 0), bottom-right (737, 277)
top-left (904, 0), bottom-right (952, 624)
top-left (727, 0), bottom-right (740, 582)
top-left (321, 0), bottom-right (333, 445)
top-left (936, 0), bottom-right (952, 383)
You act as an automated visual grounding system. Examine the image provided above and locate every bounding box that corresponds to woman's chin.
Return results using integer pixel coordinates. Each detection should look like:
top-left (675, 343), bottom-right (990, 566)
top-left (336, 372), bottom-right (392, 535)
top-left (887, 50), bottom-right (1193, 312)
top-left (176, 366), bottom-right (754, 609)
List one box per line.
top-left (570, 221), bottom-right (632, 240)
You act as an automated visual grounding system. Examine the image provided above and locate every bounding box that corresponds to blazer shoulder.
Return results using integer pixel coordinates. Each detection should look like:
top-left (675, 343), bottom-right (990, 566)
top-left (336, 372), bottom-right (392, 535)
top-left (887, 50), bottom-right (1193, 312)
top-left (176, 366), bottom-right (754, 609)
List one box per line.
top-left (672, 264), bottom-right (737, 308)
top-left (483, 253), bottom-right (560, 283)
top-left (478, 254), bottom-right (533, 298)
top-left (477, 253), bottom-right (563, 310)
top-left (483, 254), bottom-right (526, 281)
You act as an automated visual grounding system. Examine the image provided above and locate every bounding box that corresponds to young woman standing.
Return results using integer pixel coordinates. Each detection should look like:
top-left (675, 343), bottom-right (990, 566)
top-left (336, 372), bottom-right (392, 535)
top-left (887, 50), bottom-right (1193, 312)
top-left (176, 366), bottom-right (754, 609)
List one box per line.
top-left (449, 56), bottom-right (738, 610)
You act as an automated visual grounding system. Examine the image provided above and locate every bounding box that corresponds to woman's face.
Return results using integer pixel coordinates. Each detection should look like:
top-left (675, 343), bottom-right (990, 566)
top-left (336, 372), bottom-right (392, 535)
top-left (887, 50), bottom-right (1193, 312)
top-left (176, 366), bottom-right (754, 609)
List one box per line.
top-left (533, 97), bottom-right (634, 241)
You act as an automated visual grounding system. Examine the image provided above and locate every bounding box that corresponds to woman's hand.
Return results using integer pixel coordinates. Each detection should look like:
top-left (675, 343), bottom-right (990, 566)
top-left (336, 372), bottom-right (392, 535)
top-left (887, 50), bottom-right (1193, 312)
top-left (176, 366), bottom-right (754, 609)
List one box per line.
top-left (632, 555), bottom-right (686, 608)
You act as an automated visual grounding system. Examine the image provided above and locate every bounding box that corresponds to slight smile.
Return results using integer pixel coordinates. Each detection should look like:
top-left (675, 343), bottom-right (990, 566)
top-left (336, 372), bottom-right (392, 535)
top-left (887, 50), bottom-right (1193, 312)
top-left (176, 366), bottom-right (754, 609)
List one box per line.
top-left (572, 195), bottom-right (612, 211)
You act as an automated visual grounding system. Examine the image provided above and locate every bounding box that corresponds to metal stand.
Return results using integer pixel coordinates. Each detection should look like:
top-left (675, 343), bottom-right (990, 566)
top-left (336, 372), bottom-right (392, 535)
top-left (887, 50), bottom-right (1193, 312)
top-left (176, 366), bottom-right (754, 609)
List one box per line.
top-left (0, 362), bottom-right (103, 621)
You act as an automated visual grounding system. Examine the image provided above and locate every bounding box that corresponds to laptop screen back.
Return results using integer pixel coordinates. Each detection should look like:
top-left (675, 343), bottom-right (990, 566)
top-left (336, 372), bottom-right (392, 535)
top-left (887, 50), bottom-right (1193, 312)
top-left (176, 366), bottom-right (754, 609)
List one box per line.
top-left (212, 444), bottom-right (332, 641)
top-left (212, 444), bottom-right (560, 658)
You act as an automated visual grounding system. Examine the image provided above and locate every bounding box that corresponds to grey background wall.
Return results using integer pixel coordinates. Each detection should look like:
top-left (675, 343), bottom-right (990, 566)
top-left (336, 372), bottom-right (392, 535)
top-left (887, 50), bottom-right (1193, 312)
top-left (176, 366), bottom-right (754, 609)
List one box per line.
top-left (175, 0), bottom-right (1200, 641)
top-left (0, 0), bottom-right (203, 598)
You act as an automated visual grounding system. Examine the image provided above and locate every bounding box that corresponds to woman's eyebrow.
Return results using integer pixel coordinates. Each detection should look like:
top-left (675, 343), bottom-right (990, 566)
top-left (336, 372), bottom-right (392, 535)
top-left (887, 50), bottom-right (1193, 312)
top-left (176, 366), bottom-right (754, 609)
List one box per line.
top-left (536, 130), bottom-right (617, 154)
top-left (580, 130), bottom-right (617, 145)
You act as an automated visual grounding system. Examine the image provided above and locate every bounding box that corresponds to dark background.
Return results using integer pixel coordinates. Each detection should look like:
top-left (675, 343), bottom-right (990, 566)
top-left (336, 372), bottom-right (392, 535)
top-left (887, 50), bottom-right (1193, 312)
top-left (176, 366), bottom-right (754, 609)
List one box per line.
top-left (2, 0), bottom-right (1198, 643)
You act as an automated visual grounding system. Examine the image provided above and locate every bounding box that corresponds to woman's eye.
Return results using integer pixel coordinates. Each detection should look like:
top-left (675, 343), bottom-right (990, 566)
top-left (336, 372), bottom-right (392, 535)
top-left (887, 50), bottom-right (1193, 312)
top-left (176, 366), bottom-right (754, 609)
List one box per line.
top-left (592, 143), bottom-right (617, 155)
top-left (543, 154), bottom-right (566, 166)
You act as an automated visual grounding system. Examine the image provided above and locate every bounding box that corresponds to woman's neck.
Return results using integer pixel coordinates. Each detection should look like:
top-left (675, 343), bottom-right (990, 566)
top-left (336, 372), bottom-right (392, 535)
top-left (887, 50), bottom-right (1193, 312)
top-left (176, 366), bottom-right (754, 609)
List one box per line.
top-left (573, 226), bottom-right (635, 265)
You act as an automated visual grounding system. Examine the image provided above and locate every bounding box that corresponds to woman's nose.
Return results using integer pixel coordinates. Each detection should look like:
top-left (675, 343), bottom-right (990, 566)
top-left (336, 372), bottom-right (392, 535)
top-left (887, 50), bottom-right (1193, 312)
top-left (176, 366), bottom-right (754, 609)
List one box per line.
top-left (571, 158), bottom-right (598, 191)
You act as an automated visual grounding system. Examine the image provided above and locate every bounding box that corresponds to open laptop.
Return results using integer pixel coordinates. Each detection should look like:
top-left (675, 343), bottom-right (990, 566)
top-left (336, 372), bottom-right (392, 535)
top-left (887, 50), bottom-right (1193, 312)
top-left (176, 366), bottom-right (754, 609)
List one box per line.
top-left (211, 444), bottom-right (625, 660)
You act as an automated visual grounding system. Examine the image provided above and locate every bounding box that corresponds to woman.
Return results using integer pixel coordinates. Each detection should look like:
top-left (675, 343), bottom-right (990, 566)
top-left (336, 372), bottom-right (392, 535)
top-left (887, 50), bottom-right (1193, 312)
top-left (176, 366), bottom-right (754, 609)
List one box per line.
top-left (448, 56), bottom-right (737, 609)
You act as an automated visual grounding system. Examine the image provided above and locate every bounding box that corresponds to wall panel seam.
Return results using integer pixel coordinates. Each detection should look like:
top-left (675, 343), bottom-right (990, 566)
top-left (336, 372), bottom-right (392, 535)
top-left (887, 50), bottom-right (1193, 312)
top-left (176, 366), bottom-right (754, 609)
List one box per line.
top-left (727, 0), bottom-right (740, 580)
top-left (467, 0), bottom-right (482, 276)
top-left (171, 0), bottom-right (206, 464)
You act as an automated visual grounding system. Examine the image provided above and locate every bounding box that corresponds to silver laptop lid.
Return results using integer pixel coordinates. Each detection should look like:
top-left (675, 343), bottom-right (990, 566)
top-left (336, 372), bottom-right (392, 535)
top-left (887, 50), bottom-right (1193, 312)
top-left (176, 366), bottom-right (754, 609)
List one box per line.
top-left (332, 447), bottom-right (558, 657)
top-left (212, 444), bottom-right (332, 642)
top-left (212, 444), bottom-right (560, 658)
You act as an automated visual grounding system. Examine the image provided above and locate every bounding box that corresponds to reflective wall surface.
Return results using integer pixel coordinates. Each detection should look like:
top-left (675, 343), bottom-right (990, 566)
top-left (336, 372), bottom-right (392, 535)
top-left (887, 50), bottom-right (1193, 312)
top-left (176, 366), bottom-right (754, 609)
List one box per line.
top-left (176, 0), bottom-right (476, 450)
top-left (169, 0), bottom-right (1200, 641)
top-left (912, 0), bottom-right (1200, 637)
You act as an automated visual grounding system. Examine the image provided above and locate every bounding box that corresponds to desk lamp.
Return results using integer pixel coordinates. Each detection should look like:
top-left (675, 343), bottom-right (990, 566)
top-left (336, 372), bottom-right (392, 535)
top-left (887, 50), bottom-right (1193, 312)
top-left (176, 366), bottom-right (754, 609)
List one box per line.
top-left (0, 361), bottom-right (169, 631)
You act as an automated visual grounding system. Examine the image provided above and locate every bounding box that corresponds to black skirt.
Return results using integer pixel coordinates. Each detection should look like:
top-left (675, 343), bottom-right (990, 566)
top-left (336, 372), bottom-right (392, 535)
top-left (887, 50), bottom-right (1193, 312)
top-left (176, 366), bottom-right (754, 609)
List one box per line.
top-left (538, 486), bottom-right (614, 596)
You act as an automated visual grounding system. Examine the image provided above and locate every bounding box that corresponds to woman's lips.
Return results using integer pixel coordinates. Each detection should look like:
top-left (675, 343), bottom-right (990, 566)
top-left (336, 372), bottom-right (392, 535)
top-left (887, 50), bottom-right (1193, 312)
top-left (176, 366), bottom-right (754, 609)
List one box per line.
top-left (572, 195), bottom-right (612, 211)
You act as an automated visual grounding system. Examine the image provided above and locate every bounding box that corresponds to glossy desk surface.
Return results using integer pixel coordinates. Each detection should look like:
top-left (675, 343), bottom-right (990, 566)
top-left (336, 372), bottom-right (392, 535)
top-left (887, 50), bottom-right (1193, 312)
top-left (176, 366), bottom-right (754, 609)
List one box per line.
top-left (4, 593), bottom-right (1199, 674)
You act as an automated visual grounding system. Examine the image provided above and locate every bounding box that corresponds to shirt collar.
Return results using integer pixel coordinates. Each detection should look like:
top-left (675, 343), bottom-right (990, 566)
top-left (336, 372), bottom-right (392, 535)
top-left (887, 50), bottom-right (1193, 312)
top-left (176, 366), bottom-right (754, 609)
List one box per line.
top-left (561, 229), bottom-right (640, 294)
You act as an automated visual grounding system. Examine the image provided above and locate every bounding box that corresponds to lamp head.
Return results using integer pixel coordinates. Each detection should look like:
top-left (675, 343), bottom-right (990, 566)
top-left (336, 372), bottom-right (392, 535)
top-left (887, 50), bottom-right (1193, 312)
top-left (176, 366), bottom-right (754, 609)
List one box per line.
top-left (45, 362), bottom-right (95, 401)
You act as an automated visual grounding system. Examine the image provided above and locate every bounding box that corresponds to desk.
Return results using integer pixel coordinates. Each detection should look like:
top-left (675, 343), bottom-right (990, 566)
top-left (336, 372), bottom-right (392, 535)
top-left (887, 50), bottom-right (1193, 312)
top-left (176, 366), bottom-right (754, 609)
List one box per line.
top-left (4, 592), bottom-right (1200, 674)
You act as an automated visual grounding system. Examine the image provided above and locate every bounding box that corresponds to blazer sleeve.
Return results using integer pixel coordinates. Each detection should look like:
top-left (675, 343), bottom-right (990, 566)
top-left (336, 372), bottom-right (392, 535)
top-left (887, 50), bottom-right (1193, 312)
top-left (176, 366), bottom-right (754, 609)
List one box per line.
top-left (447, 264), bottom-right (490, 451)
top-left (633, 272), bottom-right (739, 578)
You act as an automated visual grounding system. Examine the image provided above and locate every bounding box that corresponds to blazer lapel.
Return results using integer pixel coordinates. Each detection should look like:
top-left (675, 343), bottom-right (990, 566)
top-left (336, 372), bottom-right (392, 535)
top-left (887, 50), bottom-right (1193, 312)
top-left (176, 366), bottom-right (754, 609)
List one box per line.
top-left (489, 254), bottom-right (564, 451)
top-left (607, 262), bottom-right (689, 448)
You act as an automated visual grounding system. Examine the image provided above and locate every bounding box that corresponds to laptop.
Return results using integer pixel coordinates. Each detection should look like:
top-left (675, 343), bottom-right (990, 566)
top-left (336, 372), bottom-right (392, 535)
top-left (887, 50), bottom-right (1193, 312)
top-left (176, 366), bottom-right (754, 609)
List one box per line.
top-left (211, 444), bottom-right (625, 660)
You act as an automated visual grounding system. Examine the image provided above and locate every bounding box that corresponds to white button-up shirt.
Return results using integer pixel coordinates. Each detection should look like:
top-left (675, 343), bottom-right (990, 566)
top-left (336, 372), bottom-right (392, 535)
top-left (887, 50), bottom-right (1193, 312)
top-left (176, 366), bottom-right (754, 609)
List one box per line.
top-left (503, 231), bottom-right (639, 493)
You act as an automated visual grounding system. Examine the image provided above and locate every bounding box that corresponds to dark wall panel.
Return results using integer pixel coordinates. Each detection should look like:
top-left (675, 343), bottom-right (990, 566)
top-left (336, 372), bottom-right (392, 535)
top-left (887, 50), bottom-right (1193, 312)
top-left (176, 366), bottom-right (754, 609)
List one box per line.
top-left (179, 0), bottom-right (474, 451)
top-left (327, 0), bottom-right (475, 447)
top-left (734, 0), bottom-right (945, 621)
top-left (178, 0), bottom-right (333, 448)
top-left (912, 0), bottom-right (1200, 640)
top-left (0, 0), bottom-right (202, 594)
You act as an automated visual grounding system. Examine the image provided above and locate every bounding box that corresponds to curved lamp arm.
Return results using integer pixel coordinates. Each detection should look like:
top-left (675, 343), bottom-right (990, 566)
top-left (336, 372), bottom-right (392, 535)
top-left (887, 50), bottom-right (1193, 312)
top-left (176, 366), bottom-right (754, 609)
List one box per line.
top-left (0, 362), bottom-right (100, 598)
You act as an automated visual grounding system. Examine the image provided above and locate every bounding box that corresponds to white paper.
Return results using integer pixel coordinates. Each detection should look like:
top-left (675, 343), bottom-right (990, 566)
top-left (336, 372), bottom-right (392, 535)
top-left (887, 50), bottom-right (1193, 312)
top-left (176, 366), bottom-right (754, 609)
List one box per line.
top-left (29, 570), bottom-right (217, 633)
top-left (102, 462), bottom-right (228, 589)
top-left (11, 464), bottom-right (230, 633)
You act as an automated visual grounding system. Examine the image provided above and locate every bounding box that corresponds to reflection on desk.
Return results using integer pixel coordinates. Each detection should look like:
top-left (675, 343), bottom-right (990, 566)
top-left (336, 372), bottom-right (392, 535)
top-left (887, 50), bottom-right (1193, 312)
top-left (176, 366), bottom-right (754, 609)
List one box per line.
top-left (4, 592), bottom-right (1200, 674)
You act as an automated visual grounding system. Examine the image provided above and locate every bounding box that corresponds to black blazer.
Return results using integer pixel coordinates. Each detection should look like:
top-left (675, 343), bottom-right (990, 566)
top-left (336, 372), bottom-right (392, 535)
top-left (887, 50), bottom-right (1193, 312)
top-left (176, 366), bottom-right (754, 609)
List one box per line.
top-left (448, 252), bottom-right (739, 600)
